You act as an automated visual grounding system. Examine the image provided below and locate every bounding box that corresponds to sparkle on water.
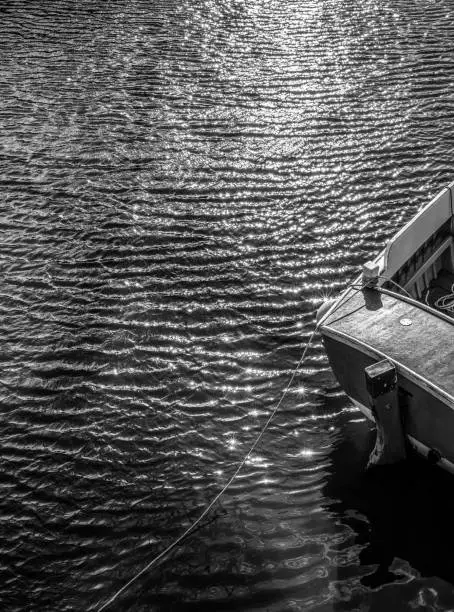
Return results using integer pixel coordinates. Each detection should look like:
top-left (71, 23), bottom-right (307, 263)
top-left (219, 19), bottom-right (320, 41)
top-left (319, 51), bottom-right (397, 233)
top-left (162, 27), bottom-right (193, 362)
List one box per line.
top-left (2, 1), bottom-right (454, 611)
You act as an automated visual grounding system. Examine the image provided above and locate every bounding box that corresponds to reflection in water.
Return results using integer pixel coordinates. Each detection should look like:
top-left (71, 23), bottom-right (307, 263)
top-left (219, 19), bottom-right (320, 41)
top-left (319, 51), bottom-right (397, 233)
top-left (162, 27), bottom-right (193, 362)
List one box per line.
top-left (324, 413), bottom-right (454, 611)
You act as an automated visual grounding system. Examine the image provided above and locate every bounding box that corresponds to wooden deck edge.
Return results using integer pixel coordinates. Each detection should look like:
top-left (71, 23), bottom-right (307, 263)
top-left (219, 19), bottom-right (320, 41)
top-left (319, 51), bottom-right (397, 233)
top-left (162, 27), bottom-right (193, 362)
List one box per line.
top-left (321, 325), bottom-right (454, 407)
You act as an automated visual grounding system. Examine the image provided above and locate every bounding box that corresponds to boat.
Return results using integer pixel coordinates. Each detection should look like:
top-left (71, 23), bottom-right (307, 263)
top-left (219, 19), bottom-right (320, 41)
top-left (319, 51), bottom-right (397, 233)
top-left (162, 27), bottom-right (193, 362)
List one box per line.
top-left (317, 182), bottom-right (454, 473)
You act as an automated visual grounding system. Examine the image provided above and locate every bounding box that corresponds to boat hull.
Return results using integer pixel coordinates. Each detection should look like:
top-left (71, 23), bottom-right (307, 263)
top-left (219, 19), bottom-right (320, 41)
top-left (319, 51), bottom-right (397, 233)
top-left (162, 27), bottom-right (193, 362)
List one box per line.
top-left (319, 181), bottom-right (454, 474)
top-left (323, 331), bottom-right (454, 474)
top-left (350, 397), bottom-right (454, 475)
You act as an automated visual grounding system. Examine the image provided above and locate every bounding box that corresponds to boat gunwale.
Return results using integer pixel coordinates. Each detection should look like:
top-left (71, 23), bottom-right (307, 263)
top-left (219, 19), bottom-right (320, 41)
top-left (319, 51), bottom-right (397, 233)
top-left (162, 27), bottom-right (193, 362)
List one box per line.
top-left (374, 286), bottom-right (454, 326)
top-left (320, 277), bottom-right (454, 328)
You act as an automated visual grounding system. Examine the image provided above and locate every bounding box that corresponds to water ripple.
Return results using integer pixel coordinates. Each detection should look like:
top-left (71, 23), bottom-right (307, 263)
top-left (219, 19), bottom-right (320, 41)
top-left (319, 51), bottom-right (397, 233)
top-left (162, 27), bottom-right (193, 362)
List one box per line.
top-left (2, 0), bottom-right (454, 611)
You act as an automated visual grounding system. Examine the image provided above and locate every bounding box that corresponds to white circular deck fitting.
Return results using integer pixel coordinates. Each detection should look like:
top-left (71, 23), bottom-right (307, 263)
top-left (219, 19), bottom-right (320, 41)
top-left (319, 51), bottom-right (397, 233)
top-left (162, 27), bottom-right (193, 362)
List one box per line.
top-left (400, 317), bottom-right (413, 326)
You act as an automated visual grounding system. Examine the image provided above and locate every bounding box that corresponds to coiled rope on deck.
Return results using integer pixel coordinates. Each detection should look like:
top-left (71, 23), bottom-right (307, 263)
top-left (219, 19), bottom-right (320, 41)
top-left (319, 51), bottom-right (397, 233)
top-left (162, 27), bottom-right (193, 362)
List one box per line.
top-left (96, 282), bottom-right (367, 612)
top-left (424, 282), bottom-right (454, 312)
top-left (434, 283), bottom-right (454, 312)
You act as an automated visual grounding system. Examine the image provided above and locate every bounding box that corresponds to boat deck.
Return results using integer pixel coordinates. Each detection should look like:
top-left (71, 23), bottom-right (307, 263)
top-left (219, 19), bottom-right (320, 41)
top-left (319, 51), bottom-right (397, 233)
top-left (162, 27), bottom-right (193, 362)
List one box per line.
top-left (322, 288), bottom-right (454, 402)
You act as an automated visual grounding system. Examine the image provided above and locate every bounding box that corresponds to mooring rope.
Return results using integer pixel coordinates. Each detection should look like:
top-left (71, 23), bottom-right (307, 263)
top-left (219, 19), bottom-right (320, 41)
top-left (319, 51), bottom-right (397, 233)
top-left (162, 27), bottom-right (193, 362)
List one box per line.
top-left (96, 281), bottom-right (370, 612)
top-left (378, 276), bottom-right (412, 298)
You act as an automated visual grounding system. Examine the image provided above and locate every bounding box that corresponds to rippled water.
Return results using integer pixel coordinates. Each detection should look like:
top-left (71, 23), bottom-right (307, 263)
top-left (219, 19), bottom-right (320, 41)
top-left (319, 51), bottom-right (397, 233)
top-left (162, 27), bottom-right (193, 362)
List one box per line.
top-left (2, 1), bottom-right (454, 610)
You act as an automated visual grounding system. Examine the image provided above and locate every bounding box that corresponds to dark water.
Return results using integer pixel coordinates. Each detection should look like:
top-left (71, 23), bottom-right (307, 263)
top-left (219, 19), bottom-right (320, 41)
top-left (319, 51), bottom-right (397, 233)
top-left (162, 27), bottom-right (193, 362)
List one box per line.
top-left (2, 1), bottom-right (454, 610)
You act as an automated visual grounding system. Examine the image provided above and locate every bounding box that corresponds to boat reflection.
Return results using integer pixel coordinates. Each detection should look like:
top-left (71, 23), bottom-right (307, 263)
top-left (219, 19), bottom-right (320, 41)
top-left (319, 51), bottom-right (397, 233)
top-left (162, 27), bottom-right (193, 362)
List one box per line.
top-left (324, 410), bottom-right (454, 592)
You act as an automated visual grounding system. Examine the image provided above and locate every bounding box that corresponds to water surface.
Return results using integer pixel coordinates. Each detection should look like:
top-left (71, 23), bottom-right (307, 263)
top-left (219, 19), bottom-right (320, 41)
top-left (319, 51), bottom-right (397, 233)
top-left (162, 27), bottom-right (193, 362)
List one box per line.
top-left (1, 1), bottom-right (454, 610)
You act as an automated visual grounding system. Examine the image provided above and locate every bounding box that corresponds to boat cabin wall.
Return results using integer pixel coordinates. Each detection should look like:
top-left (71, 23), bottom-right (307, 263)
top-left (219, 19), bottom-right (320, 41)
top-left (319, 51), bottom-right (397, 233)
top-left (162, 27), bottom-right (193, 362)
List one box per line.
top-left (384, 184), bottom-right (454, 281)
top-left (388, 218), bottom-right (454, 301)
